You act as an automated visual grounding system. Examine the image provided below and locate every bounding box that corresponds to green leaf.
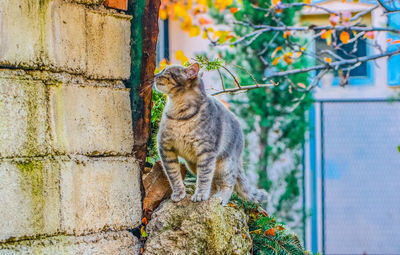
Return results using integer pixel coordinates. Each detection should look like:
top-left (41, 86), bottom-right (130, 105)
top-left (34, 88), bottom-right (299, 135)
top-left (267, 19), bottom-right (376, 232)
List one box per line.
top-left (140, 226), bottom-right (148, 238)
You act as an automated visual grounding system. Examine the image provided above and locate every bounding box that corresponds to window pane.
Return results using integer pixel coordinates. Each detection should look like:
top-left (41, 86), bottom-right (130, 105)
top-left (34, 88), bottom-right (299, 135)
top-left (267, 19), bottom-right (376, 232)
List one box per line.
top-left (315, 34), bottom-right (368, 78)
top-left (388, 13), bottom-right (400, 86)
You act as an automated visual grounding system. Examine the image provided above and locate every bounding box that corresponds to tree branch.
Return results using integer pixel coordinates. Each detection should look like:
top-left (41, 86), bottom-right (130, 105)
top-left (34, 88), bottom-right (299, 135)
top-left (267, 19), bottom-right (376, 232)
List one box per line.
top-left (264, 48), bottom-right (400, 80)
top-left (210, 84), bottom-right (274, 96)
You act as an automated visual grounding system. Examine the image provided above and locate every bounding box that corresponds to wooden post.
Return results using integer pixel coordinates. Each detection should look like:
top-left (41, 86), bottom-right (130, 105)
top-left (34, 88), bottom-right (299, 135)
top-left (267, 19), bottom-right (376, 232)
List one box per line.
top-left (126, 0), bottom-right (161, 171)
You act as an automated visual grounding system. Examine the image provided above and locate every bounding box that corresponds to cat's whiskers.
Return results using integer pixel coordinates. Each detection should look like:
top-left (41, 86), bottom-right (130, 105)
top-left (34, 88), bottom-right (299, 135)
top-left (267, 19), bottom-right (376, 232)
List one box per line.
top-left (139, 83), bottom-right (154, 96)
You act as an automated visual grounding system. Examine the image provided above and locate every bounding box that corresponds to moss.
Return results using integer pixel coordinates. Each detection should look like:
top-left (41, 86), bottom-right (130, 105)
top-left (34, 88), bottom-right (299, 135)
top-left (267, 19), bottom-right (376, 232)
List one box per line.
top-left (23, 83), bottom-right (41, 156)
top-left (38, 0), bottom-right (51, 65)
top-left (16, 160), bottom-right (46, 233)
top-left (145, 196), bottom-right (251, 255)
top-left (52, 84), bottom-right (68, 151)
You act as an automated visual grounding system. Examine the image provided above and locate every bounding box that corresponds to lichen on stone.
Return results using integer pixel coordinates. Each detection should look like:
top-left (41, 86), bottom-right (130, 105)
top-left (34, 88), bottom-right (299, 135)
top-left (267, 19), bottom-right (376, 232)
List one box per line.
top-left (16, 160), bottom-right (46, 233)
top-left (144, 195), bottom-right (252, 255)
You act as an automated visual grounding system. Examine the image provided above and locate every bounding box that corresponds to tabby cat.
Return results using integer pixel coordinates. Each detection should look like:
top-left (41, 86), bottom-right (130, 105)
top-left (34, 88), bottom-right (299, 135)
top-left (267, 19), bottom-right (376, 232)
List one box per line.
top-left (154, 63), bottom-right (268, 205)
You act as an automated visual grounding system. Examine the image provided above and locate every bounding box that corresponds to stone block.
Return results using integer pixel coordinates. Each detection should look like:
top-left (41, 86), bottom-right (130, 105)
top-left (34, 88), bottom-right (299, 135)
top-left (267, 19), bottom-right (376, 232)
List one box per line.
top-left (60, 157), bottom-right (142, 235)
top-left (48, 84), bottom-right (134, 156)
top-left (0, 0), bottom-right (131, 79)
top-left (0, 156), bottom-right (142, 241)
top-left (72, 0), bottom-right (105, 5)
top-left (47, 0), bottom-right (87, 73)
top-left (86, 10), bottom-right (131, 79)
top-left (0, 77), bottom-right (49, 158)
top-left (0, 231), bottom-right (140, 255)
top-left (0, 159), bottom-right (61, 242)
top-left (0, 0), bottom-right (44, 68)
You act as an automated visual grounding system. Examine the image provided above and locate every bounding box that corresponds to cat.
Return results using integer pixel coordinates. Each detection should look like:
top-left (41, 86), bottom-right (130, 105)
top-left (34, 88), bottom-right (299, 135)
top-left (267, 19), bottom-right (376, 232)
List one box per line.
top-left (154, 63), bottom-right (269, 205)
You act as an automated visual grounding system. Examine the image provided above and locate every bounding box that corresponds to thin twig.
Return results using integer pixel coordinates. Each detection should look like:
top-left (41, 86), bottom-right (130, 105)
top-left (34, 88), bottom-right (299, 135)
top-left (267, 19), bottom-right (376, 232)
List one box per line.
top-left (210, 84), bottom-right (274, 96)
top-left (351, 5), bottom-right (379, 21)
top-left (221, 65), bottom-right (241, 88)
top-left (216, 68), bottom-right (225, 91)
top-left (264, 48), bottom-right (400, 80)
top-left (233, 64), bottom-right (260, 86)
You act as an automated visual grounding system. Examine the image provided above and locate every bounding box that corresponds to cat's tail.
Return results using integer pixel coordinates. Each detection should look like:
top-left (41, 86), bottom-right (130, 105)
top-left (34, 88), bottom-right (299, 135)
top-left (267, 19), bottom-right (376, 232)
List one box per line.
top-left (235, 165), bottom-right (269, 204)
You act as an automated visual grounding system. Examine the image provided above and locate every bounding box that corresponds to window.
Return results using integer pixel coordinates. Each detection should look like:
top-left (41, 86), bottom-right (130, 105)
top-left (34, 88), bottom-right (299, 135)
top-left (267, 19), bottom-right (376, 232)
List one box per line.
top-left (315, 32), bottom-right (368, 79)
top-left (388, 13), bottom-right (400, 86)
top-left (156, 20), bottom-right (169, 64)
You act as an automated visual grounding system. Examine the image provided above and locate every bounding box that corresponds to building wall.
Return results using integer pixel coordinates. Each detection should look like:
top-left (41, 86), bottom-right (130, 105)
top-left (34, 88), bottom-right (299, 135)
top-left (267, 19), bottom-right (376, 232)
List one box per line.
top-left (0, 0), bottom-right (141, 254)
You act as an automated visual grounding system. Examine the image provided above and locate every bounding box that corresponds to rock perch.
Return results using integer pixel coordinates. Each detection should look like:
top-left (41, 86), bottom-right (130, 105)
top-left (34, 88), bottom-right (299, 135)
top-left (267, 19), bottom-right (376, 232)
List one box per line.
top-left (144, 195), bottom-right (252, 255)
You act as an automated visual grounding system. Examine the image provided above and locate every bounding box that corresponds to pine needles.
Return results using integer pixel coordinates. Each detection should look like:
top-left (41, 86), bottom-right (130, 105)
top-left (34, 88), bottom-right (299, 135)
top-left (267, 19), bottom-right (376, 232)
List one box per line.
top-left (230, 193), bottom-right (309, 255)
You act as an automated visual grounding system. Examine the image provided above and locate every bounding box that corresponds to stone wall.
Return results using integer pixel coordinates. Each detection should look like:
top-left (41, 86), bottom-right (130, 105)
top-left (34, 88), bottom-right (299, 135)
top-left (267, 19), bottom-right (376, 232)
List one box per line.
top-left (0, 0), bottom-right (141, 254)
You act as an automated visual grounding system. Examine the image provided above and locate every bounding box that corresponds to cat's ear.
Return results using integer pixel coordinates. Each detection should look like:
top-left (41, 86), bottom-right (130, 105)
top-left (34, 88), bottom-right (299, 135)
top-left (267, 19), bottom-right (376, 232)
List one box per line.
top-left (186, 63), bottom-right (200, 79)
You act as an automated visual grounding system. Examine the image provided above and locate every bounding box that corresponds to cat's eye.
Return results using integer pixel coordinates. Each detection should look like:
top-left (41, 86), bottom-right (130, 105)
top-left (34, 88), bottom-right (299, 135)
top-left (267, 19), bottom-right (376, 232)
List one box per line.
top-left (170, 73), bottom-right (182, 86)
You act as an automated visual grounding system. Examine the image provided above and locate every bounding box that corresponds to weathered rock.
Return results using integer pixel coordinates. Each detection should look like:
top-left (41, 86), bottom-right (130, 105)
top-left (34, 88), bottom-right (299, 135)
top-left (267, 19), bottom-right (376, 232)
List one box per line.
top-left (0, 0), bottom-right (131, 79)
top-left (0, 156), bottom-right (142, 242)
top-left (142, 161), bottom-right (187, 213)
top-left (0, 231), bottom-right (140, 255)
top-left (144, 196), bottom-right (252, 255)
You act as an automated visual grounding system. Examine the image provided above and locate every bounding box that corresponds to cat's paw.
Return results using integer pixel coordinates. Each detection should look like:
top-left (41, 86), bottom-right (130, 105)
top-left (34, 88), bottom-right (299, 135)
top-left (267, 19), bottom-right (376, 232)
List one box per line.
top-left (171, 189), bottom-right (186, 202)
top-left (211, 194), bottom-right (228, 206)
top-left (191, 191), bottom-right (210, 202)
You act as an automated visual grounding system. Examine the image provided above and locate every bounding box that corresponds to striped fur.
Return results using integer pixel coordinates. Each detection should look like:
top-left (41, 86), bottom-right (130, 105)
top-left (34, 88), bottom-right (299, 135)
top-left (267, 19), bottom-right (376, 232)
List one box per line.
top-left (155, 63), bottom-right (269, 205)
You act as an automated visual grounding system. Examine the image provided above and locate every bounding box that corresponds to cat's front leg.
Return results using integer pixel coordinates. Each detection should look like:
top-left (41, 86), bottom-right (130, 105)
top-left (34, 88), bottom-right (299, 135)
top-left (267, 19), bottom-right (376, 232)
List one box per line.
top-left (192, 153), bottom-right (216, 202)
top-left (159, 146), bottom-right (186, 202)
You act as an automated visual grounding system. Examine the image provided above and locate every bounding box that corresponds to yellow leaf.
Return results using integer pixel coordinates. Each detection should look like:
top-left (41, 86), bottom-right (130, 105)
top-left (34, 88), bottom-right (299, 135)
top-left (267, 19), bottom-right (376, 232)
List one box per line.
top-left (272, 56), bottom-right (281, 66)
top-left (214, 30), bottom-right (230, 43)
top-left (321, 29), bottom-right (331, 39)
top-left (199, 17), bottom-right (212, 25)
top-left (189, 25), bottom-right (200, 37)
top-left (271, 0), bottom-right (280, 6)
top-left (175, 50), bottom-right (189, 65)
top-left (174, 3), bottom-right (186, 18)
top-left (271, 46), bottom-right (282, 59)
top-left (297, 83), bottom-right (306, 88)
top-left (264, 228), bottom-right (275, 236)
top-left (324, 57), bottom-right (332, 63)
top-left (295, 51), bottom-right (302, 58)
top-left (180, 15), bottom-right (192, 31)
top-left (159, 59), bottom-right (168, 70)
top-left (283, 52), bottom-right (293, 65)
top-left (321, 29), bottom-right (332, 46)
top-left (250, 229), bottom-right (262, 235)
top-left (202, 30), bottom-right (208, 39)
top-left (193, 7), bottom-right (202, 15)
top-left (215, 0), bottom-right (233, 11)
top-left (230, 7), bottom-right (239, 14)
top-left (140, 226), bottom-right (148, 238)
top-left (303, 0), bottom-right (311, 3)
top-left (159, 8), bottom-right (168, 20)
top-left (276, 225), bottom-right (285, 231)
top-left (340, 31), bottom-right (350, 44)
top-left (283, 31), bottom-right (291, 39)
top-left (197, 0), bottom-right (207, 6)
top-left (392, 39), bottom-right (400, 45)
